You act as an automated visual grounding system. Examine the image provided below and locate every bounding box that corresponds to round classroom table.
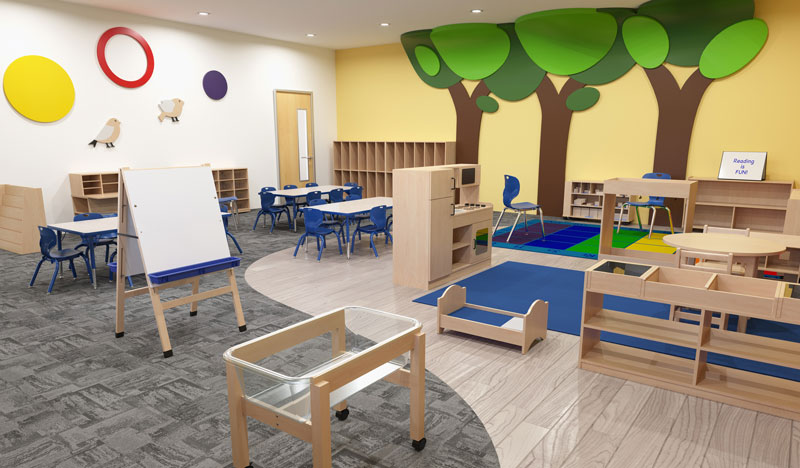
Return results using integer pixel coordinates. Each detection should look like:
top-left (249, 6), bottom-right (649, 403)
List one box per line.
top-left (662, 232), bottom-right (786, 277)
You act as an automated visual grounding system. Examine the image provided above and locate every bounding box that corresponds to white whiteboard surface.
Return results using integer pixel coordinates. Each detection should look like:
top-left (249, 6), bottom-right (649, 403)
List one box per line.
top-left (718, 151), bottom-right (767, 181)
top-left (122, 166), bottom-right (231, 274)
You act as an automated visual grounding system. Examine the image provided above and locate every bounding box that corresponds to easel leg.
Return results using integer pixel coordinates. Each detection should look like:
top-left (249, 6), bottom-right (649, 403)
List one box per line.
top-left (410, 332), bottom-right (426, 450)
top-left (148, 288), bottom-right (173, 358)
top-left (115, 245), bottom-right (126, 338)
top-left (226, 362), bottom-right (251, 468)
top-left (227, 269), bottom-right (247, 332)
top-left (190, 278), bottom-right (199, 316)
top-left (311, 381), bottom-right (332, 468)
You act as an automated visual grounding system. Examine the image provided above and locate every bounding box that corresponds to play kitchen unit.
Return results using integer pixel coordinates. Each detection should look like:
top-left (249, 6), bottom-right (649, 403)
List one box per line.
top-left (393, 164), bottom-right (492, 289)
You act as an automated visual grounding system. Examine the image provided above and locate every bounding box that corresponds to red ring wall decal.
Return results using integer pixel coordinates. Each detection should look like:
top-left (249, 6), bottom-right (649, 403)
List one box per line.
top-left (97, 27), bottom-right (154, 88)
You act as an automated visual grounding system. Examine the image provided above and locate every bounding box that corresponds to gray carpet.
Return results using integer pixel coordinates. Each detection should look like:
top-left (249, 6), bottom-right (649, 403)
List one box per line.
top-left (0, 211), bottom-right (499, 468)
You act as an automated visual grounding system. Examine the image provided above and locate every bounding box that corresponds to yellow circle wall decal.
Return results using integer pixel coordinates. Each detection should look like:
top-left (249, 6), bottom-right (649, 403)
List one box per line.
top-left (3, 55), bottom-right (75, 123)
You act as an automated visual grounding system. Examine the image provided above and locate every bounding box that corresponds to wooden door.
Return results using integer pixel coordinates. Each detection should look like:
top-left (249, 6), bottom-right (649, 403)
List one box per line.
top-left (276, 91), bottom-right (315, 188)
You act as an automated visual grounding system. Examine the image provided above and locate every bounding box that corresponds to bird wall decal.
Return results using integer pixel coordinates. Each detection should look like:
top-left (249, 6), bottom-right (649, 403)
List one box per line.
top-left (158, 98), bottom-right (184, 122)
top-left (88, 118), bottom-right (121, 148)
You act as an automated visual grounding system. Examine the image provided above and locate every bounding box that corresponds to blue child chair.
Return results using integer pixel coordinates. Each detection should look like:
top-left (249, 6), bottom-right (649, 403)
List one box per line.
top-left (616, 172), bottom-right (675, 239)
top-left (492, 175), bottom-right (546, 242)
top-left (74, 212), bottom-right (117, 263)
top-left (343, 182), bottom-right (357, 188)
top-left (293, 208), bottom-right (343, 261)
top-left (221, 205), bottom-right (242, 253)
top-left (30, 226), bottom-right (92, 294)
top-left (253, 190), bottom-right (291, 233)
top-left (305, 182), bottom-right (319, 187)
top-left (309, 198), bottom-right (342, 232)
top-left (347, 185), bottom-right (363, 200)
top-left (351, 205), bottom-right (392, 257)
top-left (329, 188), bottom-right (345, 203)
top-left (306, 190), bottom-right (323, 203)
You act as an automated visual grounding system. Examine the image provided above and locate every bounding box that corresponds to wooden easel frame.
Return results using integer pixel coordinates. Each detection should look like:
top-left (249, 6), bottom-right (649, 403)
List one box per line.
top-left (115, 165), bottom-right (246, 358)
top-left (224, 308), bottom-right (426, 468)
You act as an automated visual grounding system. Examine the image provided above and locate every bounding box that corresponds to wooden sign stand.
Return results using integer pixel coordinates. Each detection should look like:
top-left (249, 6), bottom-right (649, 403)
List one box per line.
top-left (114, 165), bottom-right (247, 358)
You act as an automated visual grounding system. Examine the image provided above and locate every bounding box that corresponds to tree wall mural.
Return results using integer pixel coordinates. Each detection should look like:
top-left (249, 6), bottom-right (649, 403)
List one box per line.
top-left (400, 1), bottom-right (767, 216)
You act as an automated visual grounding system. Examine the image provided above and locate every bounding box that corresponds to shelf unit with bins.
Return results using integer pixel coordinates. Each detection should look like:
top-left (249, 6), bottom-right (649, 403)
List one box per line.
top-left (581, 259), bottom-right (800, 420)
top-left (688, 177), bottom-right (794, 233)
top-left (211, 168), bottom-right (250, 212)
top-left (69, 172), bottom-right (120, 214)
top-left (0, 185), bottom-right (46, 254)
top-left (563, 180), bottom-right (633, 223)
top-left (333, 141), bottom-right (455, 198)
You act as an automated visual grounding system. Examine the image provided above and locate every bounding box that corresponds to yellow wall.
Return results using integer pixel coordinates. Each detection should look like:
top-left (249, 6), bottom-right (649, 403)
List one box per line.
top-left (336, 0), bottom-right (800, 210)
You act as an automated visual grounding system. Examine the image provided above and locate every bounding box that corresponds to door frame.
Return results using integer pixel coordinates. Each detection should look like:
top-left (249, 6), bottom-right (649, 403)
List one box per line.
top-left (273, 89), bottom-right (317, 187)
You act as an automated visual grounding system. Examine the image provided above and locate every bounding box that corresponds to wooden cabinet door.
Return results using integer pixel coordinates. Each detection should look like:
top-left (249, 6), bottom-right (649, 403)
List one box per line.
top-left (429, 196), bottom-right (454, 280)
top-left (429, 168), bottom-right (456, 200)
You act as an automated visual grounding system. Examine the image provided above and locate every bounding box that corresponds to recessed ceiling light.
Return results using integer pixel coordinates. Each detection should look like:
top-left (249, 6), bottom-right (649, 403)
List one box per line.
top-left (380, 22), bottom-right (390, 27)
top-left (306, 33), bottom-right (316, 37)
top-left (198, 11), bottom-right (210, 16)
top-left (471, 9), bottom-right (483, 13)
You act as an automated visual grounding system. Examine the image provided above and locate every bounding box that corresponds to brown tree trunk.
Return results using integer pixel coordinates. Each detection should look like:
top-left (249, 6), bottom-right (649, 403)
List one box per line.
top-left (535, 76), bottom-right (585, 216)
top-left (644, 66), bottom-right (713, 228)
top-left (448, 80), bottom-right (490, 164)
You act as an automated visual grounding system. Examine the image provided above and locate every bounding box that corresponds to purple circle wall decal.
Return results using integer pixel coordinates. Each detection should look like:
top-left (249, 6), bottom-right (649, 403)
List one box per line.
top-left (202, 70), bottom-right (227, 100)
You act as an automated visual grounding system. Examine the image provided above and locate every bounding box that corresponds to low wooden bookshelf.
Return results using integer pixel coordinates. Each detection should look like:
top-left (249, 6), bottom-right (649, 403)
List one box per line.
top-left (689, 177), bottom-right (793, 233)
top-left (333, 141), bottom-right (455, 198)
top-left (580, 259), bottom-right (800, 421)
top-left (563, 180), bottom-right (633, 223)
top-left (212, 168), bottom-right (250, 212)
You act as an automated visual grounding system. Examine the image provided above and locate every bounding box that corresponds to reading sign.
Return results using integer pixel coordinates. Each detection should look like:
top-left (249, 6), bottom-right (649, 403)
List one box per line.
top-left (718, 151), bottom-right (767, 181)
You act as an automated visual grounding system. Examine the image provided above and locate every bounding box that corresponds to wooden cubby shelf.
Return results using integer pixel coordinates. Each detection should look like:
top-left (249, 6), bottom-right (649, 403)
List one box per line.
top-left (581, 259), bottom-right (800, 420)
top-left (689, 177), bottom-right (794, 232)
top-left (563, 180), bottom-right (633, 223)
top-left (333, 141), bottom-right (455, 198)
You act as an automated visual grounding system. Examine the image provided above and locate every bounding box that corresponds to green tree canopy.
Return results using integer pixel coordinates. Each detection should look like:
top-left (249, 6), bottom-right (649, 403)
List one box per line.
top-left (400, 30), bottom-right (461, 88)
top-left (483, 23), bottom-right (546, 102)
top-left (637, 0), bottom-right (754, 66)
top-left (430, 23), bottom-right (510, 81)
top-left (515, 8), bottom-right (618, 76)
top-left (572, 8), bottom-right (637, 85)
top-left (699, 19), bottom-right (768, 79)
top-left (622, 16), bottom-right (670, 69)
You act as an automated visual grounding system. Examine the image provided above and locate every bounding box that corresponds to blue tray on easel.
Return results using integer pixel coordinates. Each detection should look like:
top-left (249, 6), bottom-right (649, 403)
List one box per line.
top-left (148, 257), bottom-right (241, 285)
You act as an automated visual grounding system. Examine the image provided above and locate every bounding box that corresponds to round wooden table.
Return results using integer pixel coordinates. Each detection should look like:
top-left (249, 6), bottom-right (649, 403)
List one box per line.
top-left (662, 233), bottom-right (786, 277)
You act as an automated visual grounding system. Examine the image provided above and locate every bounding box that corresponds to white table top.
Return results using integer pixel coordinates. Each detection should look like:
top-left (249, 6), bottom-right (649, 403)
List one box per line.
top-left (663, 233), bottom-right (787, 257)
top-left (310, 197), bottom-right (392, 215)
top-left (48, 217), bottom-right (118, 235)
top-left (270, 185), bottom-right (347, 197)
top-left (750, 231), bottom-right (800, 250)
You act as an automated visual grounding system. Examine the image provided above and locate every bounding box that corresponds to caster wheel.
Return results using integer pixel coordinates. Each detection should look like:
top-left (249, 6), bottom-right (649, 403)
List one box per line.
top-left (335, 408), bottom-right (349, 421)
top-left (411, 438), bottom-right (426, 451)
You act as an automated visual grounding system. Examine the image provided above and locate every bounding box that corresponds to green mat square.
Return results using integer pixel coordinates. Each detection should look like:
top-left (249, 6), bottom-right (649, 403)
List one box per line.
top-left (566, 230), bottom-right (647, 254)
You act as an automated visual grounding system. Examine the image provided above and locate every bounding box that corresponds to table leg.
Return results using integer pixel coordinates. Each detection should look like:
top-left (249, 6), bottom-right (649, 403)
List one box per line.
top-left (311, 381), bottom-right (332, 468)
top-left (232, 200), bottom-right (239, 231)
top-left (226, 361), bottom-right (251, 468)
top-left (410, 332), bottom-right (426, 445)
top-left (88, 237), bottom-right (97, 289)
top-left (345, 217), bottom-right (351, 260)
top-left (292, 199), bottom-right (298, 232)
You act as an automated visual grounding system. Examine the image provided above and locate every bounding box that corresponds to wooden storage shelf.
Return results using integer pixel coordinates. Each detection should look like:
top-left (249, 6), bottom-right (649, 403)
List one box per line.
top-left (70, 171), bottom-right (121, 214)
top-left (0, 185), bottom-right (46, 254)
top-left (563, 180), bottom-right (633, 223)
top-left (702, 328), bottom-right (800, 370)
top-left (581, 258), bottom-right (800, 421)
top-left (333, 141), bottom-right (455, 198)
top-left (582, 342), bottom-right (696, 386)
top-left (212, 168), bottom-right (250, 212)
top-left (452, 241), bottom-right (470, 251)
top-left (689, 177), bottom-right (793, 233)
top-left (584, 309), bottom-right (697, 348)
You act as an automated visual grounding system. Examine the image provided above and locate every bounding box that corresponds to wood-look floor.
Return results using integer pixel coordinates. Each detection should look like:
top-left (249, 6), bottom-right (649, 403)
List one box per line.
top-left (245, 236), bottom-right (800, 468)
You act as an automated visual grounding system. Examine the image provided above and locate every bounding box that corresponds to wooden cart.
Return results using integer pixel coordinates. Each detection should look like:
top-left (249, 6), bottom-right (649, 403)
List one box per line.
top-left (224, 306), bottom-right (426, 468)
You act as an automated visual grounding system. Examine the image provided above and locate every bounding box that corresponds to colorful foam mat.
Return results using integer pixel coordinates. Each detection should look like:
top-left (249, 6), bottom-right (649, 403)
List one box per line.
top-left (487, 219), bottom-right (676, 259)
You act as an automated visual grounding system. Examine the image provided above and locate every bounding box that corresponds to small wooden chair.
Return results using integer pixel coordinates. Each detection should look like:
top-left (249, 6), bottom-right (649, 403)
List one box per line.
top-left (699, 225), bottom-right (750, 275)
top-left (671, 248), bottom-right (734, 329)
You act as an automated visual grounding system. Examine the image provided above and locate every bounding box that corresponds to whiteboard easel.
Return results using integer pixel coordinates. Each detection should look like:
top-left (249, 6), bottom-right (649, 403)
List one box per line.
top-left (114, 165), bottom-right (246, 358)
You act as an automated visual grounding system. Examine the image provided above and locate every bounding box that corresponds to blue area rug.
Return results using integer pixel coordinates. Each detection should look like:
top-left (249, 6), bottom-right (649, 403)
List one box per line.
top-left (414, 261), bottom-right (800, 382)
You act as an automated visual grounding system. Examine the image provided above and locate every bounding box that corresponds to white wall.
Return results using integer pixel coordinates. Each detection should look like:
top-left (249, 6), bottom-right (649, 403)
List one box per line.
top-left (0, 0), bottom-right (337, 222)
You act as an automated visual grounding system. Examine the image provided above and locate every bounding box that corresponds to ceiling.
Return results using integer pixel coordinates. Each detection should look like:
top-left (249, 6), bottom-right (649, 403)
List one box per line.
top-left (59, 0), bottom-right (645, 50)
